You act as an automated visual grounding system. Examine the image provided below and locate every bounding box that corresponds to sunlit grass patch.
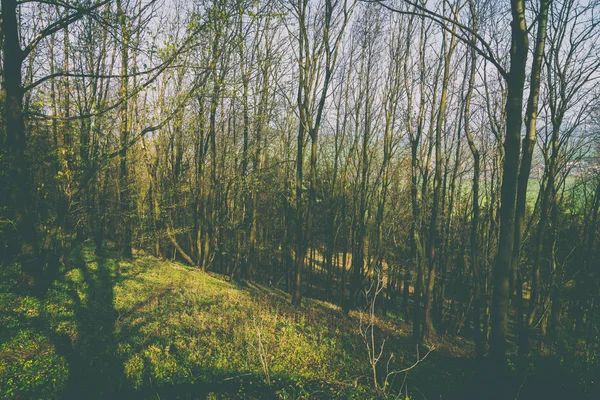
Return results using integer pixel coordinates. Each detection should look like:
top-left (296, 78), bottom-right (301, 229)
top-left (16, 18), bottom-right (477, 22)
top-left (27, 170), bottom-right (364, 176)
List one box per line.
top-left (112, 255), bottom-right (360, 390)
top-left (0, 329), bottom-right (69, 399)
top-left (0, 291), bottom-right (69, 399)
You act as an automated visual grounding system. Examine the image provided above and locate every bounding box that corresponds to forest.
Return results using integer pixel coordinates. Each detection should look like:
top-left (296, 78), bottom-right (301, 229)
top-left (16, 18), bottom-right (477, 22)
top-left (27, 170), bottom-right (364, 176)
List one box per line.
top-left (1, 0), bottom-right (600, 398)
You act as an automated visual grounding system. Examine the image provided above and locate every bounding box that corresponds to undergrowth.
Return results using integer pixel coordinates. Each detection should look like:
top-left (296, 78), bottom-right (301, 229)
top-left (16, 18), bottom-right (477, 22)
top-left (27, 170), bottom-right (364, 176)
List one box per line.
top-left (2, 244), bottom-right (597, 399)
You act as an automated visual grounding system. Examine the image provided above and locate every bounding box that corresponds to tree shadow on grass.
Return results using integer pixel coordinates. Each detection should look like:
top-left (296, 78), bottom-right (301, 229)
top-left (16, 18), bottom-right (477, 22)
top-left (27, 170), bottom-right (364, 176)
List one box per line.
top-left (64, 251), bottom-right (285, 399)
top-left (61, 247), bottom-right (123, 399)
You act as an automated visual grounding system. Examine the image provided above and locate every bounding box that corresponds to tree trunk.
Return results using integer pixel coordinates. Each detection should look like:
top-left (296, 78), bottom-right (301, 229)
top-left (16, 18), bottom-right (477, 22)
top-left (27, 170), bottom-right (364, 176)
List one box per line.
top-left (464, 2), bottom-right (483, 357)
top-left (1, 0), bottom-right (41, 282)
top-left (490, 0), bottom-right (529, 363)
top-left (512, 0), bottom-right (550, 356)
top-left (117, 0), bottom-right (132, 258)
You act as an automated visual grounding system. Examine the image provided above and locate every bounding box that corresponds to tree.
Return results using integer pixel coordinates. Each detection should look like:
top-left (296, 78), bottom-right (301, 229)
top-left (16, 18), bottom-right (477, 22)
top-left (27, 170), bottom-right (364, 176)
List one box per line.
top-left (1, 0), bottom-right (109, 287)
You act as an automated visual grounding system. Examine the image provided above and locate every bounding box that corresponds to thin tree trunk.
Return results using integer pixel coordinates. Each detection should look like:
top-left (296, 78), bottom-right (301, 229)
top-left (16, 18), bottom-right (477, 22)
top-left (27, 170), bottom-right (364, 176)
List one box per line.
top-left (117, 0), bottom-right (132, 258)
top-left (512, 0), bottom-right (550, 356)
top-left (464, 1), bottom-right (483, 358)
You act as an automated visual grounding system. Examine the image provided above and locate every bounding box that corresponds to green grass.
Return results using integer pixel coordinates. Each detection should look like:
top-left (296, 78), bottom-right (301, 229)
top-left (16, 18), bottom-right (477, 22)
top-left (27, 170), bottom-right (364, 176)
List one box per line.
top-left (2, 244), bottom-right (598, 399)
top-left (1, 245), bottom-right (417, 399)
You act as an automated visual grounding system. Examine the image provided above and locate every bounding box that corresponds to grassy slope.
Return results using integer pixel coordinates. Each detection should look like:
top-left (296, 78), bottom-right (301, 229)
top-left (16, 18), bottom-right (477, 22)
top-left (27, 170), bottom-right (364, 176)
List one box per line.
top-left (1, 245), bottom-right (597, 399)
top-left (1, 245), bottom-right (407, 399)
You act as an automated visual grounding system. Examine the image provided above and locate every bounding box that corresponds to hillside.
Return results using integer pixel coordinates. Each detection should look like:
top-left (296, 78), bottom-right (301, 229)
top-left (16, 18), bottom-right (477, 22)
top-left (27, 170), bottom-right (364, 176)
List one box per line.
top-left (0, 245), bottom-right (596, 399)
top-left (0, 245), bottom-right (420, 399)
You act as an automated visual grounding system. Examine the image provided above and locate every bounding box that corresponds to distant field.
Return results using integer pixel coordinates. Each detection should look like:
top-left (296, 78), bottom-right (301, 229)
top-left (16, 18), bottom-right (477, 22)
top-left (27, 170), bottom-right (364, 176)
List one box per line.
top-left (458, 176), bottom-right (578, 210)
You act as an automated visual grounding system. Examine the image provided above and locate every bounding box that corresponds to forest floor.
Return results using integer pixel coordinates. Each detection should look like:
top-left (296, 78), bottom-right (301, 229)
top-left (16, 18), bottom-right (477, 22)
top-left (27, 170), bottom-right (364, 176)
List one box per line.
top-left (1, 245), bottom-right (596, 399)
